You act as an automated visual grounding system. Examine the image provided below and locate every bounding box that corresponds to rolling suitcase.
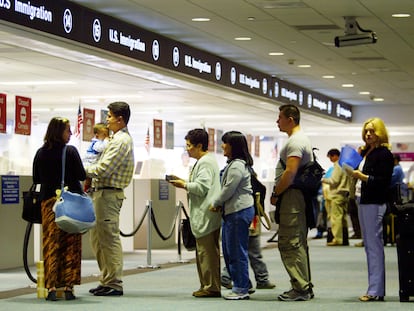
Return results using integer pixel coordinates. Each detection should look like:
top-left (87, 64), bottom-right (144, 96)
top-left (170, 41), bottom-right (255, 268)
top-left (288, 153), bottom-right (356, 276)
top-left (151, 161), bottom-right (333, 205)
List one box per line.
top-left (395, 201), bottom-right (414, 302)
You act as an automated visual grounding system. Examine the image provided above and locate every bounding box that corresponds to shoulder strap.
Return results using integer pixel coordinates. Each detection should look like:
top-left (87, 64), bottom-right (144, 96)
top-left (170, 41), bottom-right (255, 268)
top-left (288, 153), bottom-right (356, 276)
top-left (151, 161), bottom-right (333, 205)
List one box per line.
top-left (61, 145), bottom-right (67, 190)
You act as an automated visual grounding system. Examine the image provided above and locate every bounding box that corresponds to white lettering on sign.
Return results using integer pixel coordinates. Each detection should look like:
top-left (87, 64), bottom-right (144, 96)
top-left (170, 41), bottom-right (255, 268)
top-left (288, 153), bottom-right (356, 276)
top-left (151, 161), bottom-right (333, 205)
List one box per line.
top-left (184, 55), bottom-right (211, 74)
top-left (239, 74), bottom-right (260, 89)
top-left (14, 0), bottom-right (52, 22)
top-left (312, 98), bottom-right (327, 111)
top-left (336, 104), bottom-right (352, 118)
top-left (109, 29), bottom-right (146, 52)
top-left (281, 87), bottom-right (298, 101)
top-left (0, 0), bottom-right (11, 9)
top-left (120, 32), bottom-right (145, 52)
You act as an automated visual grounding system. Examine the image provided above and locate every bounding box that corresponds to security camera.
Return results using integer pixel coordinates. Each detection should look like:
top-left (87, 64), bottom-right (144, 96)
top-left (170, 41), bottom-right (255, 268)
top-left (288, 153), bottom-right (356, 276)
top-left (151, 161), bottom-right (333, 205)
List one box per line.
top-left (334, 16), bottom-right (378, 47)
top-left (334, 32), bottom-right (377, 47)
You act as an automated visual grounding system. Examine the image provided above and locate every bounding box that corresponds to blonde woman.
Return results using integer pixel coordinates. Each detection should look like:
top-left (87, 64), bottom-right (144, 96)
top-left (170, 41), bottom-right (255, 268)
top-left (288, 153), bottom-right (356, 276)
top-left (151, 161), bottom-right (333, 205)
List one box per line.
top-left (351, 117), bottom-right (393, 302)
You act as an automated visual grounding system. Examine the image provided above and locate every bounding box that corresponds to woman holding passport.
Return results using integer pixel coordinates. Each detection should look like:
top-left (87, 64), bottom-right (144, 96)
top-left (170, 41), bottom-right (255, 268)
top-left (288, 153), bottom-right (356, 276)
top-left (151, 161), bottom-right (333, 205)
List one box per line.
top-left (351, 117), bottom-right (393, 302)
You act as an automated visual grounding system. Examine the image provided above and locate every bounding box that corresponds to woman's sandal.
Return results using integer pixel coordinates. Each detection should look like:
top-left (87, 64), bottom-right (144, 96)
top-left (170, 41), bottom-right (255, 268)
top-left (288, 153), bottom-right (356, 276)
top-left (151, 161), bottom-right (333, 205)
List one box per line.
top-left (46, 290), bottom-right (57, 301)
top-left (359, 294), bottom-right (384, 302)
top-left (64, 287), bottom-right (76, 300)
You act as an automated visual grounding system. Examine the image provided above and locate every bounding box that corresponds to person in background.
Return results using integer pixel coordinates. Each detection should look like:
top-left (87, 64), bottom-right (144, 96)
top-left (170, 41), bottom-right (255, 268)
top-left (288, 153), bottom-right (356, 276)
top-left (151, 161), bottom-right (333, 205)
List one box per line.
top-left (271, 104), bottom-right (313, 301)
top-left (83, 122), bottom-right (110, 192)
top-left (210, 131), bottom-right (255, 300)
top-left (33, 117), bottom-right (86, 301)
top-left (168, 129), bottom-right (222, 298)
top-left (86, 102), bottom-right (134, 297)
top-left (221, 168), bottom-right (276, 291)
top-left (322, 148), bottom-right (352, 246)
top-left (351, 117), bottom-right (393, 302)
top-left (348, 177), bottom-right (362, 239)
top-left (314, 166), bottom-right (334, 239)
top-left (390, 153), bottom-right (405, 202)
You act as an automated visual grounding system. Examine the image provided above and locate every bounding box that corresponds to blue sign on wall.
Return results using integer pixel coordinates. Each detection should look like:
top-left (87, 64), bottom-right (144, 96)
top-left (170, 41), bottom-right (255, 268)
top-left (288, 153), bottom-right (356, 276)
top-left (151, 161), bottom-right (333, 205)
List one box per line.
top-left (1, 175), bottom-right (20, 204)
top-left (159, 180), bottom-right (169, 201)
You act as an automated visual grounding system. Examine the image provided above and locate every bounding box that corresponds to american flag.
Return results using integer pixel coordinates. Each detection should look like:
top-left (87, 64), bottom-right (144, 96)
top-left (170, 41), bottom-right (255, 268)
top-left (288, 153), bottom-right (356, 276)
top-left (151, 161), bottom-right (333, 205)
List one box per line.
top-left (144, 127), bottom-right (150, 154)
top-left (74, 104), bottom-right (83, 138)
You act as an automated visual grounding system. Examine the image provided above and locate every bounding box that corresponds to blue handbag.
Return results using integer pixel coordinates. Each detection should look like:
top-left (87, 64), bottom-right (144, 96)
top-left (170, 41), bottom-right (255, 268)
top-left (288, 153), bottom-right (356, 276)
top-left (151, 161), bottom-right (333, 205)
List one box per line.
top-left (53, 146), bottom-right (96, 233)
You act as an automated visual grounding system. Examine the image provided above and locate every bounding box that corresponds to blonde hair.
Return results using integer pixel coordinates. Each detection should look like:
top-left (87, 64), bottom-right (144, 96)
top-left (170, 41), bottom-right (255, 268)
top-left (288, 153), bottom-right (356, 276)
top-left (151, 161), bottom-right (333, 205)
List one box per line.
top-left (361, 117), bottom-right (391, 150)
top-left (93, 123), bottom-right (109, 136)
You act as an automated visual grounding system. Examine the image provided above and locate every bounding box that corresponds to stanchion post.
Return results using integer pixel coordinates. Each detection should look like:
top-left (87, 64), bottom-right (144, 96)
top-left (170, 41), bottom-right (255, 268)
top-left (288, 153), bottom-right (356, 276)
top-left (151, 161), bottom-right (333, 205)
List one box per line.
top-left (169, 201), bottom-right (190, 264)
top-left (138, 200), bottom-right (160, 269)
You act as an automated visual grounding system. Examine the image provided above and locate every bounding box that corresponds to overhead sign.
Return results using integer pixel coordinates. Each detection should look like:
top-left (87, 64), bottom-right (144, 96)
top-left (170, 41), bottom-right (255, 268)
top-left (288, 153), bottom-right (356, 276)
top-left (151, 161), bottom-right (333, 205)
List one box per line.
top-left (0, 0), bottom-right (352, 122)
top-left (14, 95), bottom-right (31, 135)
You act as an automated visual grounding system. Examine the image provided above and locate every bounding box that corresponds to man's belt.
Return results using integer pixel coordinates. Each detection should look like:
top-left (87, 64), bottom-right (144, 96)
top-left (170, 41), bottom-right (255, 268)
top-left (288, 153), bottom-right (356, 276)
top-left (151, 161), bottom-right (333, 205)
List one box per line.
top-left (95, 187), bottom-right (122, 191)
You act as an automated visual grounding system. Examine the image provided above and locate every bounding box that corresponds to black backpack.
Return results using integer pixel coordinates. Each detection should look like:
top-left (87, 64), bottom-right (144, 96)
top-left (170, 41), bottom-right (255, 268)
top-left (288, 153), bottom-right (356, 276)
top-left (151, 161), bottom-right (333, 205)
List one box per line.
top-left (280, 148), bottom-right (324, 228)
top-left (250, 169), bottom-right (266, 215)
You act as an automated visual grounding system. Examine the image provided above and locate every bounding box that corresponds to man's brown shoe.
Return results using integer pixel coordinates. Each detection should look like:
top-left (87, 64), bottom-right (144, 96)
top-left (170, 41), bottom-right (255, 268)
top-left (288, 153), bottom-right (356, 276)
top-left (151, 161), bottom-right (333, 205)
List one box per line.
top-left (193, 290), bottom-right (221, 298)
top-left (327, 240), bottom-right (344, 246)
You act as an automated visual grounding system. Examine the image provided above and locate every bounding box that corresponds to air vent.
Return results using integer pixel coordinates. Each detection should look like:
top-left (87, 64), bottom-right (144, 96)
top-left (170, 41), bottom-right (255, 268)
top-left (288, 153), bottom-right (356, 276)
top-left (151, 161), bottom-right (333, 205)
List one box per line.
top-left (261, 1), bottom-right (307, 9)
top-left (348, 57), bottom-right (387, 61)
top-left (293, 25), bottom-right (341, 31)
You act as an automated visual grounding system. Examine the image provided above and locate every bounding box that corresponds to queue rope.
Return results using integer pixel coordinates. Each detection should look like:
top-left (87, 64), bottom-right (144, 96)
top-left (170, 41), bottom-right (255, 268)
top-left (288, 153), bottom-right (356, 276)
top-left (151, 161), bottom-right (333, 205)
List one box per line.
top-left (150, 202), bottom-right (181, 241)
top-left (120, 203), bottom-right (150, 237)
top-left (23, 221), bottom-right (37, 283)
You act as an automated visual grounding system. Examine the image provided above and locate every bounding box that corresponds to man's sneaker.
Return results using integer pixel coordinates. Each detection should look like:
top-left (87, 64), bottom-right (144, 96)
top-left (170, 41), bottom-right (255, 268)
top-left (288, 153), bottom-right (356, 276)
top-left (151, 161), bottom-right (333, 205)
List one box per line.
top-left (89, 285), bottom-right (104, 294)
top-left (93, 286), bottom-right (123, 296)
top-left (223, 292), bottom-right (250, 300)
top-left (278, 288), bottom-right (311, 301)
top-left (257, 282), bottom-right (276, 289)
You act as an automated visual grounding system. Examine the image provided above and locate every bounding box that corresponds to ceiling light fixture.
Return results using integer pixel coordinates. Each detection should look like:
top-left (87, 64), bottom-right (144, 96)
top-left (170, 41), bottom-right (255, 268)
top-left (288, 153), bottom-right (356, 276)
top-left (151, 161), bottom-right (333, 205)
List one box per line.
top-left (191, 17), bottom-right (210, 22)
top-left (234, 37), bottom-right (251, 41)
top-left (268, 52), bottom-right (284, 56)
top-left (334, 16), bottom-right (377, 47)
top-left (359, 91), bottom-right (370, 95)
top-left (342, 84), bottom-right (354, 88)
top-left (322, 75), bottom-right (335, 79)
top-left (392, 13), bottom-right (411, 18)
top-left (298, 65), bottom-right (311, 68)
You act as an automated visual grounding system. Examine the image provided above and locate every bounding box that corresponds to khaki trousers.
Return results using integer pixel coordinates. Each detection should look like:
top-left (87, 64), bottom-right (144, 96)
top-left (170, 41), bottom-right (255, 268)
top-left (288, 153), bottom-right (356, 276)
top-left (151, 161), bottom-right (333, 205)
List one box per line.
top-left (90, 189), bottom-right (125, 290)
top-left (278, 188), bottom-right (311, 292)
top-left (195, 228), bottom-right (221, 293)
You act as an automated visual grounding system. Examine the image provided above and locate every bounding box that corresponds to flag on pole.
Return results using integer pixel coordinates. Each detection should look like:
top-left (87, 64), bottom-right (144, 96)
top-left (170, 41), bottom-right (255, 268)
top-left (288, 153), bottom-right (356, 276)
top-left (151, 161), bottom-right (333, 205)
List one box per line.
top-left (74, 104), bottom-right (83, 139)
top-left (144, 127), bottom-right (150, 154)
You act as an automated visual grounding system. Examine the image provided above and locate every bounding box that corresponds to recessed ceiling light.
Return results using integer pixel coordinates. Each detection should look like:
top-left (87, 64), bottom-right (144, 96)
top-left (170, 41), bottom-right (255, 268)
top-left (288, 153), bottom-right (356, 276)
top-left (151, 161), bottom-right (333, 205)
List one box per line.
top-left (247, 17), bottom-right (256, 21)
top-left (392, 13), bottom-right (411, 18)
top-left (298, 65), bottom-right (311, 68)
top-left (234, 37), bottom-right (251, 41)
top-left (191, 17), bottom-right (210, 22)
top-left (268, 52), bottom-right (284, 56)
top-left (359, 91), bottom-right (370, 95)
top-left (322, 75), bottom-right (335, 79)
top-left (342, 84), bottom-right (354, 88)
top-left (373, 97), bottom-right (384, 102)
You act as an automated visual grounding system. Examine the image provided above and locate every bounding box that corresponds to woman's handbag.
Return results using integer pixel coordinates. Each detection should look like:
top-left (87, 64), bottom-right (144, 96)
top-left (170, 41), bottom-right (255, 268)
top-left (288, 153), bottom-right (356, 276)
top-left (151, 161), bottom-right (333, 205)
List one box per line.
top-left (22, 183), bottom-right (42, 224)
top-left (180, 205), bottom-right (196, 251)
top-left (53, 146), bottom-right (96, 234)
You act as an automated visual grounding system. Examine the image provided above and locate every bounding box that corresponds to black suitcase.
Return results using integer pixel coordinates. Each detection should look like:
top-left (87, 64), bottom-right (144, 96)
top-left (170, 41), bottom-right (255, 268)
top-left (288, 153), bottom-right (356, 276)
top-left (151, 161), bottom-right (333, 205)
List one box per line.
top-left (395, 208), bottom-right (414, 302)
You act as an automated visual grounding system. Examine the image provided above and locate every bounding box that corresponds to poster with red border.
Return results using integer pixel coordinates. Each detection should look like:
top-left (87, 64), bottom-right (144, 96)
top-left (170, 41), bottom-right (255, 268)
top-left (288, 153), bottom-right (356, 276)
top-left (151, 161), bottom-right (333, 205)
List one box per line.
top-left (14, 96), bottom-right (31, 135)
top-left (0, 93), bottom-right (6, 134)
top-left (82, 108), bottom-right (95, 141)
top-left (208, 128), bottom-right (215, 152)
top-left (153, 119), bottom-right (163, 148)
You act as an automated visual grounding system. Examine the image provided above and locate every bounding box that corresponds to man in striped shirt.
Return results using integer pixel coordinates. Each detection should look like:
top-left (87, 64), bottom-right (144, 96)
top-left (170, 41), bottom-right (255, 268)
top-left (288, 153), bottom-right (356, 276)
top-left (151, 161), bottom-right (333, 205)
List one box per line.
top-left (86, 101), bottom-right (134, 297)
